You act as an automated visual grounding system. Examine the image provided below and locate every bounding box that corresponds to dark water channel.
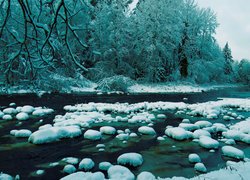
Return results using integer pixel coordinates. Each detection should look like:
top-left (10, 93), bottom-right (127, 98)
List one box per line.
top-left (0, 86), bottom-right (249, 179)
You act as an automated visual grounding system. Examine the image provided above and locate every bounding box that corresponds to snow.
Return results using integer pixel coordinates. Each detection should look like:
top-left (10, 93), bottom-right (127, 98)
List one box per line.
top-left (0, 173), bottom-right (13, 180)
top-left (63, 164), bottom-right (76, 174)
top-left (138, 126), bottom-right (156, 135)
top-left (194, 163), bottom-right (207, 173)
top-left (137, 171), bottom-right (156, 180)
top-left (116, 133), bottom-right (129, 141)
top-left (157, 114), bottom-right (166, 119)
top-left (100, 126), bottom-right (116, 135)
top-left (198, 136), bottom-right (219, 149)
top-left (36, 170), bottom-right (45, 175)
top-left (99, 162), bottom-right (113, 171)
top-left (21, 105), bottom-right (35, 114)
top-left (78, 158), bottom-right (95, 171)
top-left (192, 129), bottom-right (211, 139)
top-left (178, 123), bottom-right (199, 131)
top-left (188, 154), bottom-right (201, 163)
top-left (108, 165), bottom-right (135, 180)
top-left (194, 121), bottom-right (212, 128)
top-left (62, 157), bottom-right (79, 165)
top-left (117, 153), bottom-right (143, 167)
top-left (0, 111), bottom-right (5, 118)
top-left (32, 108), bottom-right (54, 117)
top-left (221, 146), bottom-right (245, 159)
top-left (28, 126), bottom-right (82, 144)
top-left (165, 127), bottom-right (191, 141)
top-left (16, 112), bottom-right (29, 121)
top-left (84, 130), bottom-right (102, 140)
top-left (2, 115), bottom-right (13, 120)
top-left (60, 172), bottom-right (105, 180)
top-left (3, 108), bottom-right (17, 114)
top-left (14, 129), bottom-right (32, 138)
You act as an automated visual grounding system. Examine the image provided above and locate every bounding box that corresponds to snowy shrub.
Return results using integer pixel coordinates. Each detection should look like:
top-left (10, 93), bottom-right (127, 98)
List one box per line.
top-left (97, 75), bottom-right (135, 92)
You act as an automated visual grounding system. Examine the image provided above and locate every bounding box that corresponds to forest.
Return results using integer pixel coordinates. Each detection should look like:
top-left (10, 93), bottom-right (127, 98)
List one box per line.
top-left (0, 0), bottom-right (249, 92)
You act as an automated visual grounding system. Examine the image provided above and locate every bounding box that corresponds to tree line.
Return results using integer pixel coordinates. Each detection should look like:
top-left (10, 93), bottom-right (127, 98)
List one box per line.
top-left (0, 0), bottom-right (248, 88)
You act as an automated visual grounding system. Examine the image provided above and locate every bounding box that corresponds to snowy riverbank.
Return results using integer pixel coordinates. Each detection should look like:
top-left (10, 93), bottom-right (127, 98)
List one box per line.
top-left (0, 82), bottom-right (246, 95)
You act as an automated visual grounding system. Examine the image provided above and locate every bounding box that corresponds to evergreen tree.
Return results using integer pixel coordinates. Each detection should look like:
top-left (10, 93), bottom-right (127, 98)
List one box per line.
top-left (223, 42), bottom-right (233, 74)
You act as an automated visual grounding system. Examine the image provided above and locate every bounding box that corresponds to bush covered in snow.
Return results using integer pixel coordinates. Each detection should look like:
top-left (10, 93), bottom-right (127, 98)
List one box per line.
top-left (97, 75), bottom-right (134, 92)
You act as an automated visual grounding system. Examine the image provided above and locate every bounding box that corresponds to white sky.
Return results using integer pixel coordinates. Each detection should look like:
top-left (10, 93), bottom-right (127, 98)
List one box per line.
top-left (196, 0), bottom-right (250, 60)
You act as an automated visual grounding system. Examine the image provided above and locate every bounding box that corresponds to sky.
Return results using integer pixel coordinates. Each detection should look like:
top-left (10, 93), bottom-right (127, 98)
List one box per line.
top-left (196, 0), bottom-right (250, 60)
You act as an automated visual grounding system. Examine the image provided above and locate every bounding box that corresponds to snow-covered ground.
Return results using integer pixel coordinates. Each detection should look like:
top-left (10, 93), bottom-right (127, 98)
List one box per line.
top-left (0, 83), bottom-right (245, 95)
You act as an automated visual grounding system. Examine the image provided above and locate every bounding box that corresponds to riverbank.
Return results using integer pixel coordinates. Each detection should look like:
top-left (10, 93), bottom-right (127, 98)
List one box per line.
top-left (0, 82), bottom-right (246, 95)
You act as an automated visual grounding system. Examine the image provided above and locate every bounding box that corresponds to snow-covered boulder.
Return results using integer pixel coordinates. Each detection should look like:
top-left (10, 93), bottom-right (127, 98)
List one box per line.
top-left (194, 121), bottom-right (212, 128)
top-left (99, 162), bottom-right (113, 171)
top-left (100, 126), bottom-right (116, 135)
top-left (108, 165), bottom-right (135, 180)
top-left (157, 114), bottom-right (166, 119)
top-left (199, 136), bottom-right (219, 149)
top-left (14, 129), bottom-right (32, 138)
top-left (188, 154), bottom-right (201, 163)
top-left (63, 164), bottom-right (76, 174)
top-left (138, 126), bottom-right (156, 135)
top-left (165, 127), bottom-right (191, 141)
top-left (2, 114), bottom-right (13, 121)
top-left (61, 172), bottom-right (105, 180)
top-left (222, 146), bottom-right (244, 159)
top-left (137, 171), bottom-right (155, 180)
top-left (117, 153), bottom-right (143, 167)
top-left (16, 112), bottom-right (29, 121)
top-left (62, 157), bottom-right (79, 165)
top-left (21, 105), bottom-right (35, 114)
top-left (84, 130), bottom-right (102, 140)
top-left (0, 173), bottom-right (13, 180)
top-left (179, 123), bottom-right (199, 131)
top-left (194, 163), bottom-right (207, 173)
top-left (3, 108), bottom-right (17, 114)
top-left (116, 133), bottom-right (129, 141)
top-left (79, 158), bottom-right (95, 170)
top-left (192, 129), bottom-right (211, 139)
top-left (29, 126), bottom-right (81, 144)
top-left (32, 108), bottom-right (54, 117)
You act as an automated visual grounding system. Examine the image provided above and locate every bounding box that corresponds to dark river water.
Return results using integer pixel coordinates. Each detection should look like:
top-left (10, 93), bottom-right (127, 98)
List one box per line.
top-left (0, 86), bottom-right (249, 179)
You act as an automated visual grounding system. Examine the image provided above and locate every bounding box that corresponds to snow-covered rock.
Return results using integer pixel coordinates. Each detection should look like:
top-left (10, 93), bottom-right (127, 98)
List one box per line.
top-left (117, 153), bottom-right (143, 167)
top-left (194, 163), bottom-right (207, 173)
top-left (194, 121), bottom-right (212, 128)
top-left (63, 164), bottom-right (76, 174)
top-left (137, 171), bottom-right (155, 180)
top-left (157, 114), bottom-right (166, 119)
top-left (99, 162), bottom-right (112, 171)
top-left (0, 111), bottom-right (4, 118)
top-left (108, 165), bottom-right (135, 180)
top-left (61, 172), bottom-right (105, 180)
top-left (192, 129), bottom-right (211, 139)
top-left (29, 126), bottom-right (82, 144)
top-left (138, 126), bottom-right (156, 135)
top-left (2, 114), bottom-right (13, 121)
top-left (62, 157), bottom-right (79, 165)
top-left (100, 126), bottom-right (116, 135)
top-left (3, 108), bottom-right (17, 114)
top-left (222, 146), bottom-right (245, 159)
top-left (16, 112), bottom-right (29, 121)
top-left (179, 123), bottom-right (199, 131)
top-left (116, 133), bottom-right (129, 141)
top-left (165, 127), bottom-right (191, 141)
top-left (84, 130), bottom-right (102, 140)
top-left (14, 129), bottom-right (32, 138)
top-left (199, 136), bottom-right (219, 149)
top-left (0, 173), bottom-right (13, 180)
top-left (79, 158), bottom-right (95, 170)
top-left (21, 105), bottom-right (35, 114)
top-left (32, 108), bottom-right (54, 117)
top-left (36, 170), bottom-right (45, 175)
top-left (188, 153), bottom-right (201, 163)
